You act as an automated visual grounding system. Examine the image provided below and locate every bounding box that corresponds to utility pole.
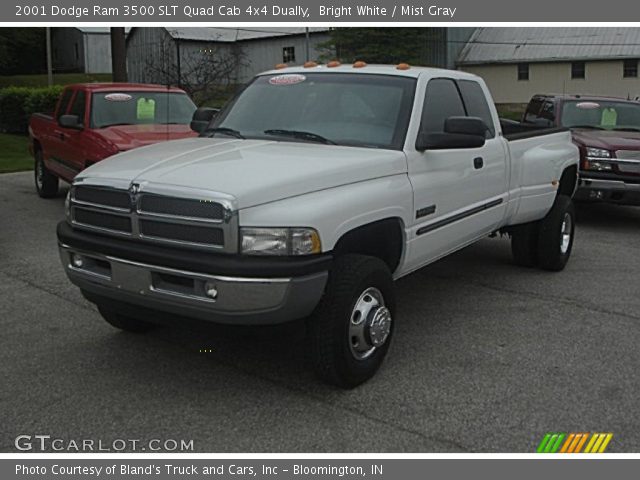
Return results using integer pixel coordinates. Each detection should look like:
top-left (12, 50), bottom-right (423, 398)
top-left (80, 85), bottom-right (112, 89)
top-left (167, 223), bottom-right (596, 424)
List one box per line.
top-left (110, 27), bottom-right (127, 82)
top-left (45, 27), bottom-right (53, 86)
top-left (305, 27), bottom-right (310, 62)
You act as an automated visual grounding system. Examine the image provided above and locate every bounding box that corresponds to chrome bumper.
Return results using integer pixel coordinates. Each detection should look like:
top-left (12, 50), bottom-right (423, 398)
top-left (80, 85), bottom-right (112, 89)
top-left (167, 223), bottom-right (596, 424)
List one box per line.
top-left (59, 244), bottom-right (328, 325)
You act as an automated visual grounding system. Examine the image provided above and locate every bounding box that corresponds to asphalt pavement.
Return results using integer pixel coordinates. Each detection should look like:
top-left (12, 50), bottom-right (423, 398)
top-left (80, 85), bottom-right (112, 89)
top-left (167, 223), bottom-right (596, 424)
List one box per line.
top-left (1, 171), bottom-right (639, 452)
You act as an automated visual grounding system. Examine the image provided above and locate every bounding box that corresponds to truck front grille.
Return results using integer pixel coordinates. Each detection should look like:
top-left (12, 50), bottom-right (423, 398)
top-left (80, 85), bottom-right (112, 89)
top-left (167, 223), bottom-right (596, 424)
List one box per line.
top-left (139, 219), bottom-right (224, 245)
top-left (73, 207), bottom-right (132, 233)
top-left (74, 186), bottom-right (131, 210)
top-left (69, 185), bottom-right (236, 251)
top-left (139, 194), bottom-right (225, 220)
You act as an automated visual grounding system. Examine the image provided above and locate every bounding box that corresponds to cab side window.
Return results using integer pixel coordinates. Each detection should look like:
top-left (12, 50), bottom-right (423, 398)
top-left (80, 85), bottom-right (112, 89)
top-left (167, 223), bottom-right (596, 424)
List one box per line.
top-left (68, 91), bottom-right (86, 125)
top-left (419, 78), bottom-right (466, 134)
top-left (457, 80), bottom-right (496, 138)
top-left (56, 89), bottom-right (74, 121)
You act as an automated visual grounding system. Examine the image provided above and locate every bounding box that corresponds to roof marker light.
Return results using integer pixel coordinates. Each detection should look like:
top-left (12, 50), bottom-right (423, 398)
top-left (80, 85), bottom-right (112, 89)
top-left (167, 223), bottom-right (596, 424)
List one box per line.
top-left (396, 63), bottom-right (411, 70)
top-left (353, 61), bottom-right (367, 68)
top-left (275, 63), bottom-right (288, 70)
top-left (304, 61), bottom-right (318, 68)
top-left (327, 60), bottom-right (341, 68)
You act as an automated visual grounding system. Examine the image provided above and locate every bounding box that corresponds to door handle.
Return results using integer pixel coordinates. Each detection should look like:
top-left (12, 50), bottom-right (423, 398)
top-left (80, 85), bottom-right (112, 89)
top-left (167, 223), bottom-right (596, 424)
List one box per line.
top-left (473, 157), bottom-right (484, 169)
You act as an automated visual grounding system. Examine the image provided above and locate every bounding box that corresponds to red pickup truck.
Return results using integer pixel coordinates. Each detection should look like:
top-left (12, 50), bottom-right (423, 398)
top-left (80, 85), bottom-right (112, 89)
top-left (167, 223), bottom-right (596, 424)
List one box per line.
top-left (29, 83), bottom-right (198, 198)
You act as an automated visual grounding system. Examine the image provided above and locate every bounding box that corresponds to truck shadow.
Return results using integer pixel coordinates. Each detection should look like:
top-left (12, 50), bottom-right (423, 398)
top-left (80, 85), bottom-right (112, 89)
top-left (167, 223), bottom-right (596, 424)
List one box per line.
top-left (575, 202), bottom-right (640, 231)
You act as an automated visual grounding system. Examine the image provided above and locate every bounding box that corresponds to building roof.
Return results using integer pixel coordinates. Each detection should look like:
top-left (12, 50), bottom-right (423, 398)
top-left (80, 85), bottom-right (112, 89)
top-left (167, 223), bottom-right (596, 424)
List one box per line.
top-left (164, 27), bottom-right (329, 43)
top-left (75, 27), bottom-right (131, 34)
top-left (457, 28), bottom-right (640, 65)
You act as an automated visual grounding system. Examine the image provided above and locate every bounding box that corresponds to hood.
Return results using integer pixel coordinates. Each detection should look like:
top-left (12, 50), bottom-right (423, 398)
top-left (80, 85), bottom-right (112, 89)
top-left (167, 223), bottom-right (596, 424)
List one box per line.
top-left (95, 124), bottom-right (197, 151)
top-left (572, 128), bottom-right (640, 151)
top-left (77, 138), bottom-right (408, 209)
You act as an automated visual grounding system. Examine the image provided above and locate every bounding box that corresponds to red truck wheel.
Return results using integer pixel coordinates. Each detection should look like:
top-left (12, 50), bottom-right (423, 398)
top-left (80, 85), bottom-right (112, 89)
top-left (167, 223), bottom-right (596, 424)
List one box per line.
top-left (34, 150), bottom-right (59, 198)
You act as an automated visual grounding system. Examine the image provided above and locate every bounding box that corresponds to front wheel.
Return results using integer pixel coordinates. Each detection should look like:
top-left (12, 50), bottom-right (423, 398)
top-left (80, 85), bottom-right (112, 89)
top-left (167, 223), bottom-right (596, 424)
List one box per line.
top-left (34, 149), bottom-right (59, 198)
top-left (307, 255), bottom-right (395, 388)
top-left (537, 195), bottom-right (576, 271)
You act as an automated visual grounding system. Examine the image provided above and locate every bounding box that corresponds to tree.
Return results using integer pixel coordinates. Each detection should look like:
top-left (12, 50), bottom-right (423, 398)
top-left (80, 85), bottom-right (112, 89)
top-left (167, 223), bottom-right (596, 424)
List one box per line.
top-left (0, 28), bottom-right (46, 75)
top-left (142, 35), bottom-right (245, 105)
top-left (318, 28), bottom-right (439, 65)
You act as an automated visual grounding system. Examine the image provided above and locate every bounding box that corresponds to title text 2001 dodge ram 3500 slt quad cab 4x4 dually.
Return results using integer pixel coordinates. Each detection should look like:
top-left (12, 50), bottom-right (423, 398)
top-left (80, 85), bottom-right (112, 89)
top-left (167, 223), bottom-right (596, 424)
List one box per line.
top-left (57, 64), bottom-right (579, 388)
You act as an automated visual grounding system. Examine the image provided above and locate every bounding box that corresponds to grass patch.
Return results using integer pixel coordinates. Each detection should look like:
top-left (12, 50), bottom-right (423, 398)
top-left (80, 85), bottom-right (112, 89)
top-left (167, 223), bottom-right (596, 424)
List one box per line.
top-left (0, 73), bottom-right (112, 88)
top-left (0, 133), bottom-right (32, 173)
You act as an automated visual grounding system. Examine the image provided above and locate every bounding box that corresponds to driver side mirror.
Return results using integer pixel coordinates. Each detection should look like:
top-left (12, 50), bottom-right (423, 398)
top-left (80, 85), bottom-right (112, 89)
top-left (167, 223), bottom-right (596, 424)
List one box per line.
top-left (416, 116), bottom-right (488, 151)
top-left (58, 114), bottom-right (83, 130)
top-left (190, 107), bottom-right (219, 134)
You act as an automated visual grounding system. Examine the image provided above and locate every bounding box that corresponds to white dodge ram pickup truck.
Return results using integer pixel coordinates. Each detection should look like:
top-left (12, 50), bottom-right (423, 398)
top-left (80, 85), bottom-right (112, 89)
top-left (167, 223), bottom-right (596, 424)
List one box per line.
top-left (57, 64), bottom-right (579, 387)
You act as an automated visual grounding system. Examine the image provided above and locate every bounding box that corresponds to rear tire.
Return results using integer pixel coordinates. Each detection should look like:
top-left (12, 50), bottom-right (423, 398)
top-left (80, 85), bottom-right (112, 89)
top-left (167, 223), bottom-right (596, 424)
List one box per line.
top-left (34, 149), bottom-right (59, 198)
top-left (511, 222), bottom-right (540, 268)
top-left (307, 254), bottom-right (395, 389)
top-left (97, 306), bottom-right (156, 333)
top-left (537, 195), bottom-right (575, 271)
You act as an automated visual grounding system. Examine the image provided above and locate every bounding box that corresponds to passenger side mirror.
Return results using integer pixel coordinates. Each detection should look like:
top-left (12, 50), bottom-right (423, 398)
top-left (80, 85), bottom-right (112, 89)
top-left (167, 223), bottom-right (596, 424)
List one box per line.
top-left (190, 107), bottom-right (220, 134)
top-left (416, 116), bottom-right (487, 151)
top-left (58, 114), bottom-right (82, 130)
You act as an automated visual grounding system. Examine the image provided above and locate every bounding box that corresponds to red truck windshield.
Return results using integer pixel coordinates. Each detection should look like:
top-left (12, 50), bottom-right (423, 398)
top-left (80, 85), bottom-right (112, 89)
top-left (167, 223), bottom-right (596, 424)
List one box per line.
top-left (91, 91), bottom-right (196, 129)
top-left (561, 100), bottom-right (640, 131)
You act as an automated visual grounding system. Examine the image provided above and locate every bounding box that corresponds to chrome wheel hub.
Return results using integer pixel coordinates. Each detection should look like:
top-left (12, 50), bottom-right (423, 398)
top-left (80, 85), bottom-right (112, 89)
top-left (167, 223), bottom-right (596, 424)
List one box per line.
top-left (560, 212), bottom-right (572, 254)
top-left (349, 287), bottom-right (392, 360)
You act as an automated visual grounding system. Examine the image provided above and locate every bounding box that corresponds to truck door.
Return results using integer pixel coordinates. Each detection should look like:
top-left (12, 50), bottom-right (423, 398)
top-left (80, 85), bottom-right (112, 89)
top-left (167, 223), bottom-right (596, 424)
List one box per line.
top-left (404, 77), bottom-right (508, 271)
top-left (44, 88), bottom-right (74, 180)
top-left (57, 89), bottom-right (90, 177)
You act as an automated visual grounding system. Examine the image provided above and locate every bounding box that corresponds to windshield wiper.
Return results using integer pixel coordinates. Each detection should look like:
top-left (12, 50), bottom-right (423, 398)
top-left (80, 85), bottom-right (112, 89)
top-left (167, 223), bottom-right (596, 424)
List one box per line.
top-left (202, 127), bottom-right (245, 139)
top-left (569, 125), bottom-right (605, 130)
top-left (98, 122), bottom-right (135, 128)
top-left (264, 129), bottom-right (336, 145)
top-left (612, 127), bottom-right (640, 132)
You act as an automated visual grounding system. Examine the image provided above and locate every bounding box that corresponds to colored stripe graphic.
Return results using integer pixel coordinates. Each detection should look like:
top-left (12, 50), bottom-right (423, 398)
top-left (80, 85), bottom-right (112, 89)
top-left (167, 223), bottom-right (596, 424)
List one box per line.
top-left (538, 433), bottom-right (612, 453)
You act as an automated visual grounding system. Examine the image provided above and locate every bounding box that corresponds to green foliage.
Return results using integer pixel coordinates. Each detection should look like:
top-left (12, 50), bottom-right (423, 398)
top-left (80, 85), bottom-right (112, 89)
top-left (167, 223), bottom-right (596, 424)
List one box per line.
top-left (0, 86), bottom-right (63, 133)
top-left (318, 28), bottom-right (440, 65)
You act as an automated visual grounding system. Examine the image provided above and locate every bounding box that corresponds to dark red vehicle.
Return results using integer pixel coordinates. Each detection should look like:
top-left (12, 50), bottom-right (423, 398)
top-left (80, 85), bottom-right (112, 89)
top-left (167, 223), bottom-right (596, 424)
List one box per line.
top-left (29, 83), bottom-right (198, 198)
top-left (523, 94), bottom-right (640, 206)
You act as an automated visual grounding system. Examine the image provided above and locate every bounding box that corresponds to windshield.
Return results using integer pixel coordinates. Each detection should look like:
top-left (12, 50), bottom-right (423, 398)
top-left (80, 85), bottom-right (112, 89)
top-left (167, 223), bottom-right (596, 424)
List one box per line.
top-left (560, 100), bottom-right (640, 131)
top-left (91, 91), bottom-right (196, 128)
top-left (210, 73), bottom-right (417, 150)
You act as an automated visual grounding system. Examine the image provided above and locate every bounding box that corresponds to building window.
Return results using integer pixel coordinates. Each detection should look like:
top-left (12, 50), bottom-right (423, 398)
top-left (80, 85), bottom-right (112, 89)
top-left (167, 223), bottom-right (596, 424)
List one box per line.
top-left (623, 59), bottom-right (638, 78)
top-left (517, 63), bottom-right (529, 81)
top-left (571, 61), bottom-right (585, 79)
top-left (282, 46), bottom-right (295, 64)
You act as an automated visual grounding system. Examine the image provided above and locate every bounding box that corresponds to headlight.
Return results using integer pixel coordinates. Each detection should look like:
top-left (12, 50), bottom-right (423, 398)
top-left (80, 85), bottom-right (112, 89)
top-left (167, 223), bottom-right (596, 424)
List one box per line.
top-left (65, 190), bottom-right (71, 222)
top-left (240, 227), bottom-right (321, 256)
top-left (585, 147), bottom-right (611, 158)
top-left (584, 147), bottom-right (613, 171)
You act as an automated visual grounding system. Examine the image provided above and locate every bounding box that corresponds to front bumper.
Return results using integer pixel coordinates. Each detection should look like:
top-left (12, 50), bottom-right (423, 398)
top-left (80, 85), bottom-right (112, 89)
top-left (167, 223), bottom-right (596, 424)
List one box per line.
top-left (57, 222), bottom-right (330, 325)
top-left (574, 177), bottom-right (640, 205)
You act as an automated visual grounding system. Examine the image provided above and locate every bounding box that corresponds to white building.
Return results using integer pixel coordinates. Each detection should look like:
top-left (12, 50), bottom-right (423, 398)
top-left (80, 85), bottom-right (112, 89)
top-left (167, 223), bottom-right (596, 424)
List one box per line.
top-left (458, 28), bottom-right (640, 105)
top-left (51, 27), bottom-right (130, 74)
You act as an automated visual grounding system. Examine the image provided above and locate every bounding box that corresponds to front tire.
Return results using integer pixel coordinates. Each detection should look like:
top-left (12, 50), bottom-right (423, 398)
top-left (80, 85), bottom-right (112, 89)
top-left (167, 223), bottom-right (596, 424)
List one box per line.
top-left (97, 306), bottom-right (156, 333)
top-left (307, 255), bottom-right (395, 388)
top-left (537, 195), bottom-right (575, 271)
top-left (34, 149), bottom-right (59, 198)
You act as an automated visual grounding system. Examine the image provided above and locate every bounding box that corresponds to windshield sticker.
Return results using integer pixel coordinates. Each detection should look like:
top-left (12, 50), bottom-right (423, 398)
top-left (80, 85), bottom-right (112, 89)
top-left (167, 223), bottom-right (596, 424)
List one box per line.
top-left (105, 93), bottom-right (133, 102)
top-left (575, 102), bottom-right (601, 109)
top-left (268, 74), bottom-right (306, 86)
